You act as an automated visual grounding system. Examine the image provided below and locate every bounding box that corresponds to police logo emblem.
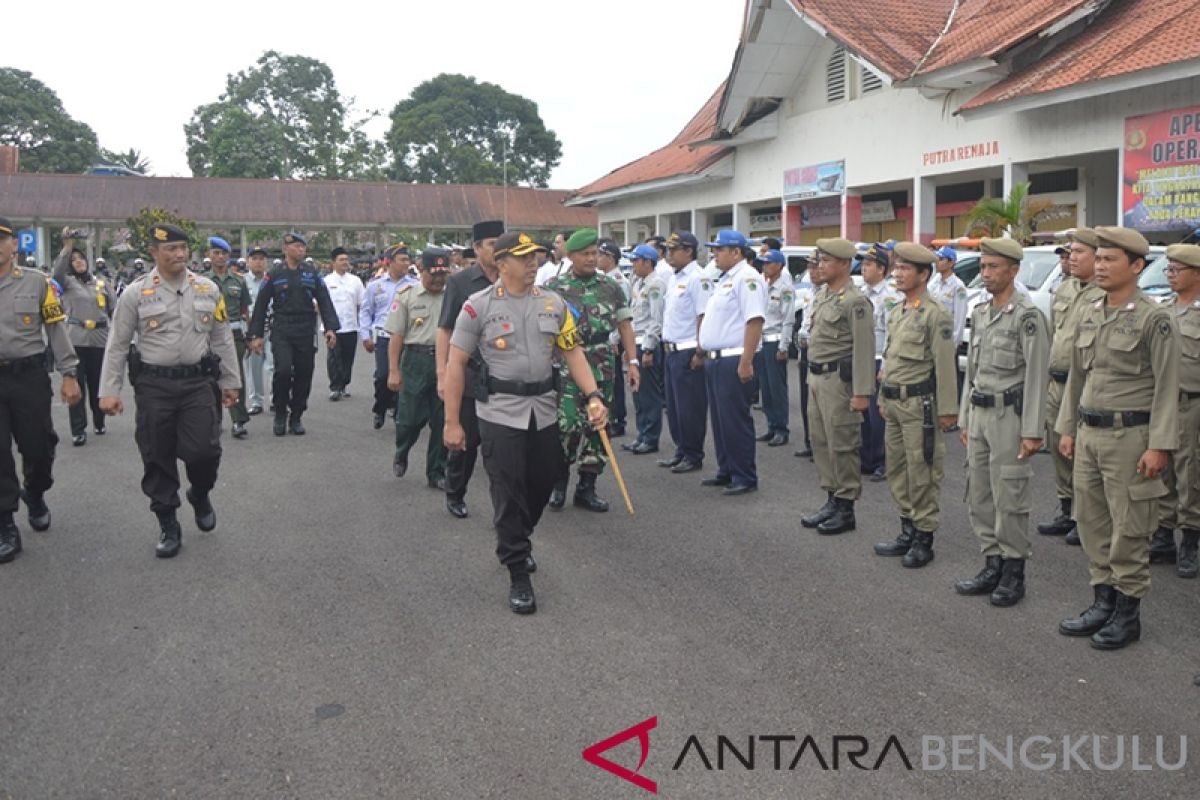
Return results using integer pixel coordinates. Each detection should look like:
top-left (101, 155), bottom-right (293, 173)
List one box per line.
top-left (148, 319), bottom-right (160, 329)
top-left (1158, 319), bottom-right (1173, 338)
top-left (22, 315), bottom-right (32, 325)
top-left (940, 326), bottom-right (952, 340)
top-left (153, 228), bottom-right (168, 242)
top-left (495, 337), bottom-right (508, 350)
top-left (1023, 317), bottom-right (1038, 337)
top-left (854, 305), bottom-right (866, 319)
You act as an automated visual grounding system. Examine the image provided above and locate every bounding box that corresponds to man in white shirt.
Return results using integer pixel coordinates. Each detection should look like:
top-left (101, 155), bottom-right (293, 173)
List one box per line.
top-left (859, 244), bottom-right (901, 479)
top-left (535, 230), bottom-right (573, 286)
top-left (243, 246), bottom-right (273, 413)
top-left (928, 245), bottom-right (970, 428)
top-left (647, 235), bottom-right (674, 285)
top-left (598, 239), bottom-right (632, 435)
top-left (324, 247), bottom-right (366, 400)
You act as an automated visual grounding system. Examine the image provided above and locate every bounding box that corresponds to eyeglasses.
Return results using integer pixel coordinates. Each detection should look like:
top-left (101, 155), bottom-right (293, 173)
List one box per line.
top-left (1165, 264), bottom-right (1199, 274)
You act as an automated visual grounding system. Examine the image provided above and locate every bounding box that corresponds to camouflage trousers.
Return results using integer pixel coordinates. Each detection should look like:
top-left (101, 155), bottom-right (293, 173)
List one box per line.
top-left (558, 358), bottom-right (612, 476)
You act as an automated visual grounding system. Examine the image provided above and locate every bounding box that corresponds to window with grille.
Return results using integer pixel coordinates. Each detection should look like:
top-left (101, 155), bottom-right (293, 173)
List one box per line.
top-left (860, 64), bottom-right (882, 94)
top-left (826, 46), bottom-right (846, 103)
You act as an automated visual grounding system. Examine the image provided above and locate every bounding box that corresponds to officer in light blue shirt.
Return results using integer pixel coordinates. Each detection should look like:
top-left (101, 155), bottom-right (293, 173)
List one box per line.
top-left (698, 230), bottom-right (768, 494)
top-left (658, 231), bottom-right (715, 473)
top-left (360, 243), bottom-right (418, 428)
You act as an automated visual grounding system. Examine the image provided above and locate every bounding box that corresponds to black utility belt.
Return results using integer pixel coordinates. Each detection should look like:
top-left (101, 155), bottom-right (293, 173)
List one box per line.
top-left (141, 363), bottom-right (205, 379)
top-left (68, 317), bottom-right (108, 330)
top-left (1078, 408), bottom-right (1151, 428)
top-left (1183, 390), bottom-right (1200, 400)
top-left (881, 378), bottom-right (934, 400)
top-left (404, 344), bottom-right (436, 355)
top-left (0, 354), bottom-right (45, 374)
top-left (1049, 369), bottom-right (1069, 384)
top-left (809, 357), bottom-right (852, 380)
top-left (487, 375), bottom-right (557, 396)
top-left (970, 386), bottom-right (1023, 409)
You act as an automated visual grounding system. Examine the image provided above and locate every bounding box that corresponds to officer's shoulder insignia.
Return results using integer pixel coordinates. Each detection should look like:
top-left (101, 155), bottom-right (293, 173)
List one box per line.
top-left (398, 285), bottom-right (412, 295)
top-left (463, 302), bottom-right (477, 319)
top-left (1157, 317), bottom-right (1174, 338)
top-left (141, 288), bottom-right (157, 296)
top-left (700, 279), bottom-right (711, 291)
top-left (1021, 313), bottom-right (1039, 337)
top-left (195, 283), bottom-right (211, 293)
top-left (854, 304), bottom-right (866, 319)
top-left (13, 267), bottom-right (22, 277)
top-left (940, 325), bottom-right (952, 340)
top-left (747, 279), bottom-right (758, 291)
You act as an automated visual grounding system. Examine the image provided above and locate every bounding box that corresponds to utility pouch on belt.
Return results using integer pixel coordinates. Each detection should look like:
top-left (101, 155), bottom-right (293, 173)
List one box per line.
top-left (837, 357), bottom-right (853, 383)
top-left (472, 357), bottom-right (491, 404)
top-left (127, 345), bottom-right (143, 386)
top-left (922, 396), bottom-right (935, 465)
top-left (199, 352), bottom-right (221, 378)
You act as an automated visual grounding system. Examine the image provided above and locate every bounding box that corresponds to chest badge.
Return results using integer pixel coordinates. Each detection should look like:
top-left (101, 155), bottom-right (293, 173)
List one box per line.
top-left (148, 319), bottom-right (160, 329)
top-left (84, 319), bottom-right (97, 330)
top-left (414, 317), bottom-right (425, 327)
top-left (22, 314), bottom-right (32, 325)
top-left (495, 337), bottom-right (508, 350)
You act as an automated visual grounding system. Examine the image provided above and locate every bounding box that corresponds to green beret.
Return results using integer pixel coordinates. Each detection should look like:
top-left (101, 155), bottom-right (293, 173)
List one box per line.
top-left (1095, 226), bottom-right (1150, 257)
top-left (566, 228), bottom-right (599, 253)
top-left (981, 237), bottom-right (1024, 263)
top-left (815, 237), bottom-right (855, 260)
top-left (1167, 243), bottom-right (1200, 268)
top-left (893, 242), bottom-right (937, 265)
top-left (1070, 227), bottom-right (1099, 248)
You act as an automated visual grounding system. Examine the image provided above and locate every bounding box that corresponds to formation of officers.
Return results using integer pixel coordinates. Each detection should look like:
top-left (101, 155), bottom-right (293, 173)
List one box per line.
top-left (0, 214), bottom-right (1197, 644)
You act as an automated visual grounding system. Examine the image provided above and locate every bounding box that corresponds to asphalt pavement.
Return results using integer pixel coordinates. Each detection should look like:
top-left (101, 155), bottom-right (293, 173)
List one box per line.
top-left (2, 368), bottom-right (1198, 799)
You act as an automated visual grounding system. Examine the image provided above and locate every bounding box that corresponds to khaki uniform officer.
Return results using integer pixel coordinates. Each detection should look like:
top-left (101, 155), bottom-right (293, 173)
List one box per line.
top-left (1057, 226), bottom-right (1179, 650)
top-left (99, 224), bottom-right (241, 559)
top-left (801, 238), bottom-right (876, 535)
top-left (0, 216), bottom-right (81, 564)
top-left (386, 248), bottom-right (450, 487)
top-left (444, 232), bottom-right (607, 616)
top-left (872, 243), bottom-right (957, 567)
top-left (1149, 243), bottom-right (1200, 578)
top-left (1038, 228), bottom-right (1103, 544)
top-left (954, 238), bottom-right (1050, 606)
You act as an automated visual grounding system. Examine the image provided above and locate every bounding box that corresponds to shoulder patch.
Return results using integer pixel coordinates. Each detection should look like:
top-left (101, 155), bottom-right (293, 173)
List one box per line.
top-left (1158, 317), bottom-right (1174, 338)
top-left (463, 302), bottom-right (477, 319)
top-left (854, 304), bottom-right (866, 319)
top-left (940, 324), bottom-right (952, 340)
top-left (1022, 313), bottom-right (1039, 337)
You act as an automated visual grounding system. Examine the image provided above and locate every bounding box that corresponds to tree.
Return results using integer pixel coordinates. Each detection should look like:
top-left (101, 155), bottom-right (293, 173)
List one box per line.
top-left (101, 147), bottom-right (151, 174)
top-left (0, 68), bottom-right (100, 173)
top-left (127, 208), bottom-right (198, 257)
top-left (386, 74), bottom-right (562, 187)
top-left (965, 181), bottom-right (1062, 243)
top-left (186, 104), bottom-right (286, 179)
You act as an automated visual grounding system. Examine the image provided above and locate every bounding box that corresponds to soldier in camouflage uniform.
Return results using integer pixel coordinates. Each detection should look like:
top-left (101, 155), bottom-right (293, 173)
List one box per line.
top-left (545, 229), bottom-right (640, 512)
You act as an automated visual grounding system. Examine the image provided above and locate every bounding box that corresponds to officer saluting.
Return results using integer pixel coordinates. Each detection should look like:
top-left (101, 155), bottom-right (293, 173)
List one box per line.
top-left (1057, 226), bottom-right (1179, 650)
top-left (98, 224), bottom-right (241, 558)
top-left (955, 238), bottom-right (1050, 606)
top-left (0, 216), bottom-right (82, 564)
top-left (444, 232), bottom-right (608, 615)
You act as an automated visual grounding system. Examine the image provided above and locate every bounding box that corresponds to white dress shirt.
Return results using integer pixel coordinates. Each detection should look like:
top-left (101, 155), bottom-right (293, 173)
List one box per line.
top-left (535, 257), bottom-right (571, 287)
top-left (698, 260), bottom-right (768, 352)
top-left (662, 262), bottom-right (714, 345)
top-left (324, 270), bottom-right (366, 334)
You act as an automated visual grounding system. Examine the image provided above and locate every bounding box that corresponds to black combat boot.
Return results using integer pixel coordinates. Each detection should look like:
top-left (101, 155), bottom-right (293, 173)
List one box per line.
top-left (874, 518), bottom-right (915, 557)
top-left (1058, 584), bottom-right (1117, 637)
top-left (1149, 526), bottom-right (1177, 564)
top-left (1177, 530), bottom-right (1199, 579)
top-left (955, 555), bottom-right (1003, 595)
top-left (508, 565), bottom-right (537, 615)
top-left (288, 413), bottom-right (306, 435)
top-left (990, 559), bottom-right (1026, 607)
top-left (186, 489), bottom-right (217, 532)
top-left (20, 489), bottom-right (51, 532)
top-left (817, 497), bottom-right (855, 535)
top-left (801, 492), bottom-right (836, 528)
top-left (0, 513), bottom-right (22, 564)
top-left (1064, 528), bottom-right (1081, 546)
top-left (574, 472), bottom-right (610, 512)
top-left (1090, 592), bottom-right (1141, 650)
top-left (155, 512), bottom-right (182, 559)
top-left (273, 414), bottom-right (287, 436)
top-left (1036, 497), bottom-right (1075, 537)
top-left (548, 477), bottom-right (568, 510)
top-left (901, 530), bottom-right (935, 568)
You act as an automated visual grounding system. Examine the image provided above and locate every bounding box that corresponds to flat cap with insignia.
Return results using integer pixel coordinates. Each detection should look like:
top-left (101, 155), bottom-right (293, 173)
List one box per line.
top-left (1167, 243), bottom-right (1200, 268)
top-left (0, 216), bottom-right (14, 238)
top-left (247, 246), bottom-right (268, 258)
top-left (420, 247), bottom-right (453, 273)
top-left (1095, 226), bottom-right (1150, 257)
top-left (862, 243), bottom-right (891, 267)
top-left (980, 237), bottom-right (1024, 263)
top-left (1070, 227), bottom-right (1099, 248)
top-left (706, 229), bottom-right (751, 248)
top-left (283, 231), bottom-right (307, 246)
top-left (150, 223), bottom-right (189, 244)
top-left (666, 230), bottom-right (699, 251)
top-left (628, 243), bottom-right (660, 262)
top-left (597, 238), bottom-right (622, 262)
top-left (493, 232), bottom-right (548, 259)
top-left (472, 220), bottom-right (505, 242)
top-left (894, 241), bottom-right (938, 265)
top-left (566, 228), bottom-right (600, 253)
top-left (815, 237), bottom-right (856, 261)
top-left (384, 242), bottom-right (410, 259)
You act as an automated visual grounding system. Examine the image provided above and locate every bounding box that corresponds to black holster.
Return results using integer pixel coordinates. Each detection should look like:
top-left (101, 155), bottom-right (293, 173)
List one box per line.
top-left (922, 396), bottom-right (935, 465)
top-left (199, 352), bottom-right (222, 378)
top-left (837, 357), bottom-right (853, 383)
top-left (471, 356), bottom-right (491, 404)
top-left (127, 345), bottom-right (143, 386)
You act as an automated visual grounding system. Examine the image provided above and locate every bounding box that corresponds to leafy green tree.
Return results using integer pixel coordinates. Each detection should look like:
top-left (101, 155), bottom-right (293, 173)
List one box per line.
top-left (0, 68), bottom-right (100, 173)
top-left (387, 74), bottom-right (562, 187)
top-left (100, 147), bottom-right (151, 174)
top-left (186, 104), bottom-right (286, 179)
top-left (127, 208), bottom-right (198, 257)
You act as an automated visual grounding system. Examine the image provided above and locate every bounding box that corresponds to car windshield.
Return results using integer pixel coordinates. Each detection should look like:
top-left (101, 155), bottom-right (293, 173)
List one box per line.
top-left (1138, 255), bottom-right (1169, 291)
top-left (968, 251), bottom-right (1060, 291)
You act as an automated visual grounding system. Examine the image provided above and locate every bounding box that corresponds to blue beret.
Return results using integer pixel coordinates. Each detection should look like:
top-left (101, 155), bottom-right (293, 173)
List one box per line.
top-left (208, 236), bottom-right (231, 253)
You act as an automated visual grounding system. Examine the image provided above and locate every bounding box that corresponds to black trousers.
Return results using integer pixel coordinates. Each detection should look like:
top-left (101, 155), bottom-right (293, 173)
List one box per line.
top-left (0, 369), bottom-right (56, 514)
top-left (68, 346), bottom-right (105, 436)
top-left (445, 395), bottom-right (480, 503)
top-left (372, 337), bottom-right (397, 416)
top-left (327, 332), bottom-right (358, 392)
top-left (133, 374), bottom-right (222, 515)
top-left (271, 330), bottom-right (317, 416)
top-left (479, 415), bottom-right (564, 568)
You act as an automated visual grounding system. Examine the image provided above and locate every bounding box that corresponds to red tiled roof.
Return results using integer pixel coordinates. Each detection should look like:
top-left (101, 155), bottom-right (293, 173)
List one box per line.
top-left (572, 83), bottom-right (732, 200)
top-left (0, 173), bottom-right (597, 230)
top-left (960, 0), bottom-right (1200, 111)
top-left (916, 0), bottom-right (1094, 74)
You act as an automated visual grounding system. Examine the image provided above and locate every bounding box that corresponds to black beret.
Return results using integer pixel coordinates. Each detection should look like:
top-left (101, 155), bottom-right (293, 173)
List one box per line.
top-left (0, 216), bottom-right (14, 238)
top-left (472, 220), bottom-right (505, 242)
top-left (149, 223), bottom-right (189, 244)
top-left (247, 246), bottom-right (269, 258)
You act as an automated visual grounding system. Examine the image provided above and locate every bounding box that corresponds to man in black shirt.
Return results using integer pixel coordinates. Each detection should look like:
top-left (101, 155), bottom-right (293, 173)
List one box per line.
top-left (436, 220), bottom-right (503, 518)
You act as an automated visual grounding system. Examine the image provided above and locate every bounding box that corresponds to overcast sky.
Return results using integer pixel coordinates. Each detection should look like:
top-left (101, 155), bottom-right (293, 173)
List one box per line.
top-left (7, 0), bottom-right (744, 190)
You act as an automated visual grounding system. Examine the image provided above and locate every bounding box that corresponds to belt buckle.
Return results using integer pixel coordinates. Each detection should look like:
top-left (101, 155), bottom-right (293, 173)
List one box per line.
top-left (84, 319), bottom-right (96, 330)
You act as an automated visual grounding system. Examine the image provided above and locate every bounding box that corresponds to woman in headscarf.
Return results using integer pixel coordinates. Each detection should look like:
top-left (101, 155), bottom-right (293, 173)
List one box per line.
top-left (53, 232), bottom-right (114, 445)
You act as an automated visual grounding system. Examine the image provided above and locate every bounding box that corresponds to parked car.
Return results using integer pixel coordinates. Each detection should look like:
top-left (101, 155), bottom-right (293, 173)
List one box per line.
top-left (1137, 253), bottom-right (1172, 301)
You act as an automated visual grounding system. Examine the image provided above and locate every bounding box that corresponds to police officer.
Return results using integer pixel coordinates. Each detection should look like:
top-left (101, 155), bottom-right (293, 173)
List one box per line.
top-left (1148, 243), bottom-right (1200, 578)
top-left (859, 245), bottom-right (899, 479)
top-left (1038, 229), bottom-right (1103, 545)
top-left (872, 243), bottom-right (958, 566)
top-left (955, 238), bottom-right (1050, 606)
top-left (443, 232), bottom-right (607, 614)
top-left (98, 223), bottom-right (241, 558)
top-left (386, 248), bottom-right (450, 487)
top-left (53, 234), bottom-right (114, 446)
top-left (800, 238), bottom-right (875, 535)
top-left (658, 231), bottom-right (713, 473)
top-left (0, 216), bottom-right (81, 563)
top-left (623, 244), bottom-right (666, 454)
top-left (929, 245), bottom-right (970, 418)
top-left (204, 236), bottom-right (252, 439)
top-left (437, 220), bottom-right (504, 519)
top-left (361, 243), bottom-right (417, 429)
top-left (698, 231), bottom-right (767, 494)
top-left (1057, 226), bottom-right (1179, 650)
top-left (247, 233), bottom-right (340, 436)
top-left (754, 248), bottom-right (795, 447)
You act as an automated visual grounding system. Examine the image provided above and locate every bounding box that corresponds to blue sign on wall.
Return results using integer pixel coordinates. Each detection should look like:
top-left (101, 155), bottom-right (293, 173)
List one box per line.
top-left (17, 229), bottom-right (37, 252)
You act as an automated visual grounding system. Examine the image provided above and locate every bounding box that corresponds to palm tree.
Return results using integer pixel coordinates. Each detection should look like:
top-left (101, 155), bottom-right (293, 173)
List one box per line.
top-left (101, 147), bottom-right (151, 174)
top-left (964, 180), bottom-right (1057, 243)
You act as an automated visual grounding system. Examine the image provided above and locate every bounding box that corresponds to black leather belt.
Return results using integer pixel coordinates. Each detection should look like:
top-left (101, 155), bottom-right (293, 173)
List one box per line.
top-left (141, 363), bottom-right (204, 379)
top-left (1078, 408), bottom-right (1151, 428)
top-left (68, 317), bottom-right (108, 330)
top-left (0, 354), bottom-right (45, 374)
top-left (809, 357), bottom-right (849, 376)
top-left (404, 344), bottom-right (436, 355)
top-left (971, 386), bottom-right (1023, 408)
top-left (1049, 369), bottom-right (1068, 384)
top-left (487, 375), bottom-right (556, 396)
top-left (881, 378), bottom-right (935, 400)
top-left (1183, 390), bottom-right (1200, 400)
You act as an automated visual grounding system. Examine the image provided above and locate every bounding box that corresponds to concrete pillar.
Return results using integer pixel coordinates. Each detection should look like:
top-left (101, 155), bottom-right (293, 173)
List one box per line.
top-left (732, 203), bottom-right (752, 235)
top-left (335, 229), bottom-right (344, 247)
top-left (35, 224), bottom-right (49, 268)
top-left (240, 227), bottom-right (248, 257)
top-left (691, 208), bottom-right (711, 252)
top-left (654, 214), bottom-right (667, 238)
top-left (912, 176), bottom-right (937, 245)
top-left (1002, 161), bottom-right (1029, 239)
top-left (842, 189), bottom-right (862, 242)
top-left (623, 218), bottom-right (635, 248)
top-left (1075, 167), bottom-right (1088, 229)
top-left (85, 225), bottom-right (95, 265)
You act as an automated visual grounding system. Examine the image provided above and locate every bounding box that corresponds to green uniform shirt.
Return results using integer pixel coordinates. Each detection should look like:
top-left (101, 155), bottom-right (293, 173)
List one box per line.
top-left (206, 268), bottom-right (250, 324)
top-left (545, 270), bottom-right (631, 388)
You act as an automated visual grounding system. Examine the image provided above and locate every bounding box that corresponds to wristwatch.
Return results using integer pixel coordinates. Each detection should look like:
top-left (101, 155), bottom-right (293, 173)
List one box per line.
top-left (585, 390), bottom-right (605, 404)
top-left (627, 358), bottom-right (639, 367)
top-left (62, 368), bottom-right (78, 379)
